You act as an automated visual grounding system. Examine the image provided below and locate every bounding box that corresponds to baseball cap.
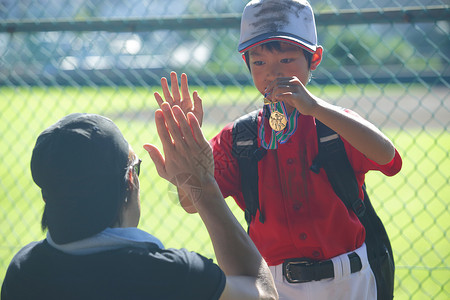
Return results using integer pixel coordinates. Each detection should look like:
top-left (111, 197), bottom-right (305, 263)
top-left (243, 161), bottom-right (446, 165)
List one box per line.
top-left (238, 0), bottom-right (317, 54)
top-left (31, 113), bottom-right (130, 244)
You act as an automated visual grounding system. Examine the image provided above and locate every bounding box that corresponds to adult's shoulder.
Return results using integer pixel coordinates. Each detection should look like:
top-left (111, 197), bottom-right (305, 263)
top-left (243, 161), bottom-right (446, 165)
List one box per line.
top-left (5, 240), bottom-right (47, 266)
top-left (1, 240), bottom-right (47, 298)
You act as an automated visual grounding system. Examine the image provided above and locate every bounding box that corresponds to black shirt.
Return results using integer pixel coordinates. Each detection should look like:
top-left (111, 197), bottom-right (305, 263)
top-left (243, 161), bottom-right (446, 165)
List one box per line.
top-left (2, 240), bottom-right (226, 300)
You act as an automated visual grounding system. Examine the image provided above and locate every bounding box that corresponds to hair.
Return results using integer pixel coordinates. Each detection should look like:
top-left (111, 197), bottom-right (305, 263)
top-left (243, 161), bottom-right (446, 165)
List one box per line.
top-left (113, 151), bottom-right (139, 227)
top-left (244, 41), bottom-right (313, 71)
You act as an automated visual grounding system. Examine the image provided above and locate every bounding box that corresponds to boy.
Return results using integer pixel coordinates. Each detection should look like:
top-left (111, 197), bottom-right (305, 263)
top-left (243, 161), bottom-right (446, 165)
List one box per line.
top-left (154, 0), bottom-right (402, 299)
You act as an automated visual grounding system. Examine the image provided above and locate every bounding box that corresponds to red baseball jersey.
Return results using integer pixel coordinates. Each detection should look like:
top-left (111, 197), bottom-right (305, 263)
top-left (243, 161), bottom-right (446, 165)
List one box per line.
top-left (210, 109), bottom-right (402, 266)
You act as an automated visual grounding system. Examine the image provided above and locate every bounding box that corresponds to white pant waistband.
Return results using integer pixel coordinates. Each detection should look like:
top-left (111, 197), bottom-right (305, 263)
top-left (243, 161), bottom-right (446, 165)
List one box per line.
top-left (270, 243), bottom-right (370, 282)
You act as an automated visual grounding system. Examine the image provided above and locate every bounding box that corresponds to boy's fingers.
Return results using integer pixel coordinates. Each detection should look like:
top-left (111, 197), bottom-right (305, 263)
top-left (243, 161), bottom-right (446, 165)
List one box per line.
top-left (275, 92), bottom-right (294, 102)
top-left (264, 78), bottom-right (278, 94)
top-left (289, 77), bottom-right (301, 84)
top-left (193, 91), bottom-right (203, 110)
top-left (154, 92), bottom-right (164, 107)
top-left (192, 91), bottom-right (203, 126)
top-left (264, 77), bottom-right (298, 102)
top-left (265, 77), bottom-right (292, 90)
top-left (180, 73), bottom-right (192, 104)
top-left (160, 77), bottom-right (173, 105)
top-left (170, 72), bottom-right (181, 105)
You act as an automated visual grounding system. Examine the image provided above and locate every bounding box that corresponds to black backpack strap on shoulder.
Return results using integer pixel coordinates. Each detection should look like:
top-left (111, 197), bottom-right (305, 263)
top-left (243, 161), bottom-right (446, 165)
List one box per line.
top-left (311, 119), bottom-right (394, 299)
top-left (311, 120), bottom-right (366, 217)
top-left (232, 110), bottom-right (267, 230)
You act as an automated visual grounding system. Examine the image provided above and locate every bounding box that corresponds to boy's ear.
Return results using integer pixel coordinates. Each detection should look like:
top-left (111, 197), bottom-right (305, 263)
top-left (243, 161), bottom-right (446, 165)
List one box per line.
top-left (310, 46), bottom-right (323, 71)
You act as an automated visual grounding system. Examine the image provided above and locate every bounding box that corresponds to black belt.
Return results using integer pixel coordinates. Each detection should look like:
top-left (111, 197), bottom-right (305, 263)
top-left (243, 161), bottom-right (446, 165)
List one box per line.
top-left (282, 252), bottom-right (362, 283)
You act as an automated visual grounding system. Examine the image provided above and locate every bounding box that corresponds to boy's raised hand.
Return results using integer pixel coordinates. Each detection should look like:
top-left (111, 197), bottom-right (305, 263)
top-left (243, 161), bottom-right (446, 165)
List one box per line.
top-left (154, 71), bottom-right (204, 127)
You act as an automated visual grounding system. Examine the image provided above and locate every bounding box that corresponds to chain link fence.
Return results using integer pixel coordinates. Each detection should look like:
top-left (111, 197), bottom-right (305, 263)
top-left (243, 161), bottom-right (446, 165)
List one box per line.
top-left (1, 0), bottom-right (449, 298)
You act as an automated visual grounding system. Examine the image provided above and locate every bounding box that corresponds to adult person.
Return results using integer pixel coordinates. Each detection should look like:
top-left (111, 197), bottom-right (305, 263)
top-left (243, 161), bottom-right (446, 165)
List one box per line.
top-left (1, 108), bottom-right (278, 300)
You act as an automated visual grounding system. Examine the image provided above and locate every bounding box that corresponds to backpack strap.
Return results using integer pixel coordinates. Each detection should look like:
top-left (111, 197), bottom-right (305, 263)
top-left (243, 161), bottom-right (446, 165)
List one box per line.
top-left (310, 120), bottom-right (366, 217)
top-left (232, 110), bottom-right (267, 230)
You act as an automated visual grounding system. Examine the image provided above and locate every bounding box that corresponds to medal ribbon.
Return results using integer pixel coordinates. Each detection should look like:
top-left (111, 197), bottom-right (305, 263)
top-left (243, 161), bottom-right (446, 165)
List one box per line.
top-left (259, 102), bottom-right (300, 150)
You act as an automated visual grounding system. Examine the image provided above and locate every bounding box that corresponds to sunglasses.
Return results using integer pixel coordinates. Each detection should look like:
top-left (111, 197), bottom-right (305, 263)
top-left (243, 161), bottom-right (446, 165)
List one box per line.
top-left (132, 158), bottom-right (142, 177)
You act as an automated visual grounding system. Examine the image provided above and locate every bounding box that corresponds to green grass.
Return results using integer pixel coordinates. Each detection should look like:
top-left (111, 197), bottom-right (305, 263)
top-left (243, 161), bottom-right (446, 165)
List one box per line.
top-left (1, 86), bottom-right (448, 299)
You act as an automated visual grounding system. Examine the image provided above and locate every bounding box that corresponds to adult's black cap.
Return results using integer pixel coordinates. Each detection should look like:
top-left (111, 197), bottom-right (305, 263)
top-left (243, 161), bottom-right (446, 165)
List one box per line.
top-left (30, 113), bottom-right (129, 244)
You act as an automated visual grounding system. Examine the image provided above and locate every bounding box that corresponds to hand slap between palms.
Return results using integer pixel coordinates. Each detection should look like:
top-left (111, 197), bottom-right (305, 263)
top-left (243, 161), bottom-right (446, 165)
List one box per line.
top-left (154, 71), bottom-right (204, 126)
top-left (144, 103), bottom-right (213, 203)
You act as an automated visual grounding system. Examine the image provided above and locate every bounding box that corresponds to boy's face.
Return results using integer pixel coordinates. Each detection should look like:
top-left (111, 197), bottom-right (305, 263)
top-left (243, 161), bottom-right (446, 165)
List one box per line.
top-left (248, 42), bottom-right (311, 97)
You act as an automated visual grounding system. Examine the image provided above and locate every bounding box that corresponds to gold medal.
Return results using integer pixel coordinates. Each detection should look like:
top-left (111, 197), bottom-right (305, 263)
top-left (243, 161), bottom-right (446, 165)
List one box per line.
top-left (264, 98), bottom-right (278, 105)
top-left (264, 97), bottom-right (278, 105)
top-left (269, 110), bottom-right (287, 131)
top-left (264, 92), bottom-right (277, 105)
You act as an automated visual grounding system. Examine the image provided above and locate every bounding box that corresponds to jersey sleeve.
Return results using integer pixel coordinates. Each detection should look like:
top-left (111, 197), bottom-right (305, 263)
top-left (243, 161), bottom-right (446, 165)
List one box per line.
top-left (340, 108), bottom-right (403, 176)
top-left (342, 136), bottom-right (402, 177)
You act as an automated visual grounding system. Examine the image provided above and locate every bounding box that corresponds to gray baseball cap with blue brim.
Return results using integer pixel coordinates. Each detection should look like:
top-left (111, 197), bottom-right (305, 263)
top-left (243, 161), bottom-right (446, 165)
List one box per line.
top-left (238, 0), bottom-right (318, 54)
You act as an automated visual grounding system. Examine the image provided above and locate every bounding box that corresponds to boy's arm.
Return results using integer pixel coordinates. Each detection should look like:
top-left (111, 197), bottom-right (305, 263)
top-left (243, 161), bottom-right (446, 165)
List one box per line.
top-left (310, 98), bottom-right (395, 165)
top-left (265, 77), bottom-right (396, 165)
top-left (144, 103), bottom-right (277, 300)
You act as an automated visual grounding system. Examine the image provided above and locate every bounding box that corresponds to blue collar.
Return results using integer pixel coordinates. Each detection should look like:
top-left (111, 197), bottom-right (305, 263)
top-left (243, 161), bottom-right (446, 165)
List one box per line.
top-left (47, 227), bottom-right (164, 255)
